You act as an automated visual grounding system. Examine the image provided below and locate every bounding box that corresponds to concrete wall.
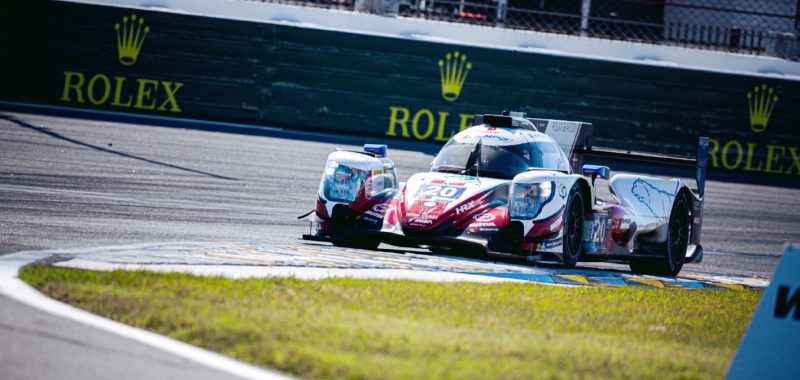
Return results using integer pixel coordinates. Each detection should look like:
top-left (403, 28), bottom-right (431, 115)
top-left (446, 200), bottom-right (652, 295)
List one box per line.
top-left (2, 1), bottom-right (799, 180)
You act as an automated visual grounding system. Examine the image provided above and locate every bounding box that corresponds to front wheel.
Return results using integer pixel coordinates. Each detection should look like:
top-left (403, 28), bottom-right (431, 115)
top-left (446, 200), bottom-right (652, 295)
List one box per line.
top-left (630, 194), bottom-right (690, 276)
top-left (561, 187), bottom-right (585, 268)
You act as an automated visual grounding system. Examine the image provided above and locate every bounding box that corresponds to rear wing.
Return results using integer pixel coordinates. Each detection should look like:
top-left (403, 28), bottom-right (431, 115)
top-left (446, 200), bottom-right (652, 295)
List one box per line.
top-left (532, 119), bottom-right (709, 199)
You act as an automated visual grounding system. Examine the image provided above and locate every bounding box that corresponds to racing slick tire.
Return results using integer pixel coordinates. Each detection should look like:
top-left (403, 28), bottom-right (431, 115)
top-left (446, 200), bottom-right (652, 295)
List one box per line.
top-left (629, 193), bottom-right (690, 276)
top-left (561, 186), bottom-right (585, 268)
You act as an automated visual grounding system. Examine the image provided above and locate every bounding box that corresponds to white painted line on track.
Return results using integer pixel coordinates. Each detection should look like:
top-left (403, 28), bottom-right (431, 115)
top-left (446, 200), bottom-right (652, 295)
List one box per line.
top-left (53, 260), bottom-right (528, 283)
top-left (0, 249), bottom-right (294, 380)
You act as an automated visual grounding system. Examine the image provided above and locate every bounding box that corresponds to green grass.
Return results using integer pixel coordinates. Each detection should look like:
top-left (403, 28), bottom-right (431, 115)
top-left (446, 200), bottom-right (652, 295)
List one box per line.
top-left (20, 266), bottom-right (761, 380)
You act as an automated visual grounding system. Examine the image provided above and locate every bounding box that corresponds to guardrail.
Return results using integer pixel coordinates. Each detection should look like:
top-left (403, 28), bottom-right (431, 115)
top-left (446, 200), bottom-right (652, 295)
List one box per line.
top-left (0, 1), bottom-right (798, 181)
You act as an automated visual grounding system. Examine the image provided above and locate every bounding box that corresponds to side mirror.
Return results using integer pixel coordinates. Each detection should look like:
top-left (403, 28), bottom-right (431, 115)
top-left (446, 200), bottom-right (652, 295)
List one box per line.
top-left (582, 165), bottom-right (610, 184)
top-left (363, 144), bottom-right (387, 157)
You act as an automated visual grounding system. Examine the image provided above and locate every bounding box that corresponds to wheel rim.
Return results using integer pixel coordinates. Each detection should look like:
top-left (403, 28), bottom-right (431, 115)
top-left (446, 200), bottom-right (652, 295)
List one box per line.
top-left (669, 201), bottom-right (689, 264)
top-left (566, 197), bottom-right (582, 257)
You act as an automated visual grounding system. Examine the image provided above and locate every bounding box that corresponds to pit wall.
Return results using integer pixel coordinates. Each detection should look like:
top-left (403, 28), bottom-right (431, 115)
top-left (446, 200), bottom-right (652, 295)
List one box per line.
top-left (2, 1), bottom-right (799, 180)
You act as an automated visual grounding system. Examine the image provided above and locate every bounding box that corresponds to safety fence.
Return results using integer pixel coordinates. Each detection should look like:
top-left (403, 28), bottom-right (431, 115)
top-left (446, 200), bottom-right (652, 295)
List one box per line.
top-left (1, 1), bottom-right (799, 181)
top-left (246, 0), bottom-right (800, 60)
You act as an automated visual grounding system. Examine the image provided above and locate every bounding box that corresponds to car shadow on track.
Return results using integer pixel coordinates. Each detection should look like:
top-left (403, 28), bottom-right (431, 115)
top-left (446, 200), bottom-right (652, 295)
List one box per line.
top-left (0, 113), bottom-right (238, 181)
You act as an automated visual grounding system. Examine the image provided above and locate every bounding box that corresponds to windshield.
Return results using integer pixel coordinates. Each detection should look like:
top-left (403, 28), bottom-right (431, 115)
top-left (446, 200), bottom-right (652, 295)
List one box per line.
top-left (431, 138), bottom-right (569, 179)
top-left (531, 138), bottom-right (570, 172)
top-left (431, 141), bottom-right (530, 179)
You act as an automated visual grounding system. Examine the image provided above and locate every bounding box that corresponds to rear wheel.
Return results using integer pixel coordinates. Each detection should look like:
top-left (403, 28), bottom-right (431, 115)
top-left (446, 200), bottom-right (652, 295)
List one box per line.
top-left (630, 194), bottom-right (690, 276)
top-left (561, 187), bottom-right (585, 268)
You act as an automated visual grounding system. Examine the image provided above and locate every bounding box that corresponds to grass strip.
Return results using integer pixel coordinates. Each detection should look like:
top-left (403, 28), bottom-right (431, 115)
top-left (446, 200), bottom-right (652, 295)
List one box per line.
top-left (20, 266), bottom-right (760, 379)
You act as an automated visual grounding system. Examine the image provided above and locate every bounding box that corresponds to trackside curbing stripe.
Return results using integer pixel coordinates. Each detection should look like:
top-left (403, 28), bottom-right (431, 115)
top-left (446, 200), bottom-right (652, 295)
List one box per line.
top-left (0, 250), bottom-right (295, 380)
top-left (626, 278), bottom-right (666, 288)
top-left (27, 242), bottom-right (765, 289)
top-left (588, 277), bottom-right (626, 286)
top-left (557, 275), bottom-right (590, 285)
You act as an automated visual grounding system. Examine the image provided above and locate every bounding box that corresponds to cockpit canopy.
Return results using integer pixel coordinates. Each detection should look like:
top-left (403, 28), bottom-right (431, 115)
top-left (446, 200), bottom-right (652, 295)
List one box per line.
top-left (431, 126), bottom-right (570, 179)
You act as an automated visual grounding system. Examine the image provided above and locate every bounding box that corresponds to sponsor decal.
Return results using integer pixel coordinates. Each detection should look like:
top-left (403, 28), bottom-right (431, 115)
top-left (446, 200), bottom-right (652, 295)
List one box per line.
top-left (444, 175), bottom-right (477, 181)
top-left (438, 51), bottom-right (472, 102)
top-left (541, 237), bottom-right (563, 249)
top-left (747, 84), bottom-right (778, 133)
top-left (455, 200), bottom-right (478, 214)
top-left (115, 14), bottom-right (149, 66)
top-left (373, 203), bottom-right (390, 213)
top-left (406, 212), bottom-right (437, 220)
top-left (364, 210), bottom-right (383, 219)
top-left (473, 213), bottom-right (496, 223)
top-left (469, 222), bottom-right (496, 228)
top-left (386, 106), bottom-right (475, 142)
top-left (548, 121), bottom-right (580, 133)
top-left (630, 178), bottom-right (675, 218)
top-left (709, 84), bottom-right (799, 177)
top-left (468, 226), bottom-right (499, 233)
top-left (481, 134), bottom-right (512, 142)
top-left (424, 201), bottom-right (437, 207)
top-left (405, 200), bottom-right (443, 223)
top-left (544, 120), bottom-right (582, 154)
top-left (59, 14), bottom-right (184, 113)
top-left (385, 51), bottom-right (475, 142)
top-left (364, 203), bottom-right (391, 219)
top-left (558, 183), bottom-right (568, 199)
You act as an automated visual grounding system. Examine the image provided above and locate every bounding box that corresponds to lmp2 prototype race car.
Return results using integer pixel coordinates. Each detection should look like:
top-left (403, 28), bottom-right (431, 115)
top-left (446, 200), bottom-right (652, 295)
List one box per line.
top-left (302, 112), bottom-right (709, 275)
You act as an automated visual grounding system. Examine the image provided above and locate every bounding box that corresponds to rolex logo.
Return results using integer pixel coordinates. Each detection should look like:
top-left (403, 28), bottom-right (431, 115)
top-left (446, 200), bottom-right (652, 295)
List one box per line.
top-left (747, 84), bottom-right (778, 133)
top-left (438, 51), bottom-right (472, 102)
top-left (115, 14), bottom-right (150, 66)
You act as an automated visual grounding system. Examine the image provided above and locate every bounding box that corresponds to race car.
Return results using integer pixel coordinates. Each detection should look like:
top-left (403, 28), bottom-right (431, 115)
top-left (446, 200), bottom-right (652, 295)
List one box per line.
top-left (302, 111), bottom-right (709, 275)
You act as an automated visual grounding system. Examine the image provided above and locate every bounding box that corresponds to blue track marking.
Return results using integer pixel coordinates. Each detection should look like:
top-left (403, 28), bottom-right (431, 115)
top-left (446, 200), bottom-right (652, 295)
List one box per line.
top-left (464, 272), bottom-right (555, 283)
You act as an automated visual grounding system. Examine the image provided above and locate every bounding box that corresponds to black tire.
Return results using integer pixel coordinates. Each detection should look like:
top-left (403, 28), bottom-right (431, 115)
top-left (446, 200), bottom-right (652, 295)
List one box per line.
top-left (333, 237), bottom-right (379, 250)
top-left (561, 187), bottom-right (585, 268)
top-left (629, 194), bottom-right (690, 276)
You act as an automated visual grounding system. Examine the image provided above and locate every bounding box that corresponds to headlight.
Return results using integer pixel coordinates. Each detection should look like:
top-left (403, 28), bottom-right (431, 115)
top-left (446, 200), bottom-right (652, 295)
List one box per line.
top-left (510, 182), bottom-right (553, 219)
top-left (323, 161), bottom-right (366, 203)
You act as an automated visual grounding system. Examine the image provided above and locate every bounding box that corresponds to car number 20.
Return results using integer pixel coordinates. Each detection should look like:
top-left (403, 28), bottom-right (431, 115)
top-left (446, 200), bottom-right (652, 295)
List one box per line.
top-left (417, 184), bottom-right (465, 199)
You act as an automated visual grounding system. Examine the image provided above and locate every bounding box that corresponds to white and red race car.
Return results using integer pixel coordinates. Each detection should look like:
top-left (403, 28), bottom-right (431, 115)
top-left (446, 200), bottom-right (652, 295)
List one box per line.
top-left (302, 112), bottom-right (709, 275)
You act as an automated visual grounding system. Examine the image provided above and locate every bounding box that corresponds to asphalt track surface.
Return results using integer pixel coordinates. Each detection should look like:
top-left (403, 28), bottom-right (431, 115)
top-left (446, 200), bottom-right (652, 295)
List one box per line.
top-left (1, 109), bottom-right (799, 378)
top-left (0, 296), bottom-right (239, 380)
